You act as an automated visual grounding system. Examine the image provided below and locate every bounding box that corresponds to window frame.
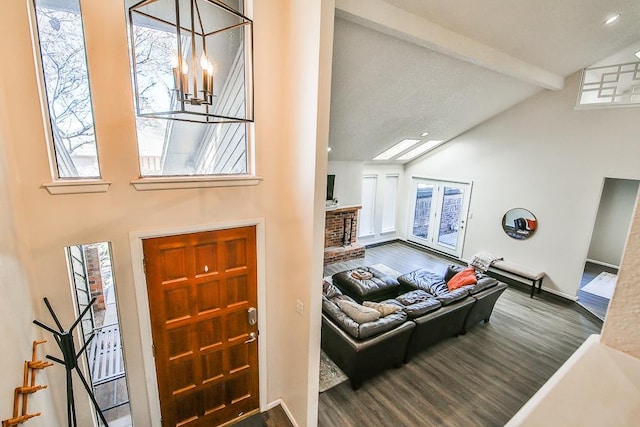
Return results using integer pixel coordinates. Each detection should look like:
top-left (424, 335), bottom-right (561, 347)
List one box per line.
top-left (31, 0), bottom-right (103, 184)
top-left (358, 174), bottom-right (378, 238)
top-left (381, 174), bottom-right (399, 233)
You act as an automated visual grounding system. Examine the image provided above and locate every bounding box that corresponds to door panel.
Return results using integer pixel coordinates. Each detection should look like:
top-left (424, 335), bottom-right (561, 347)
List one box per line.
top-left (435, 185), bottom-right (465, 252)
top-left (411, 183), bottom-right (434, 240)
top-left (408, 179), bottom-right (471, 258)
top-left (143, 226), bottom-right (258, 427)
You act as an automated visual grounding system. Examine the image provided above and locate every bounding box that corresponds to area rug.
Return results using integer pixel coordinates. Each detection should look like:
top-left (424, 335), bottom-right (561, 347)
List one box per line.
top-left (369, 263), bottom-right (403, 279)
top-left (319, 350), bottom-right (347, 393)
top-left (581, 272), bottom-right (617, 300)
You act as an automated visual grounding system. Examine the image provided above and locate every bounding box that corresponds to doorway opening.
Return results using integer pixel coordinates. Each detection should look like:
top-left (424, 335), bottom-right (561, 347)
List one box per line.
top-left (578, 177), bottom-right (640, 319)
top-left (66, 242), bottom-right (131, 426)
top-left (407, 178), bottom-right (472, 258)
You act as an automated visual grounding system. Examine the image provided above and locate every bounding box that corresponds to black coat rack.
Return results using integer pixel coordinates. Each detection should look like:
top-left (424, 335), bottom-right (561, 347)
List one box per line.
top-left (33, 297), bottom-right (109, 427)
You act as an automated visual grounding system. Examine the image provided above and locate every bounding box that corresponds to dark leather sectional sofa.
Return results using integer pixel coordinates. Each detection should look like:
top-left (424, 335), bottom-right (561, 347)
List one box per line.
top-left (321, 265), bottom-right (507, 389)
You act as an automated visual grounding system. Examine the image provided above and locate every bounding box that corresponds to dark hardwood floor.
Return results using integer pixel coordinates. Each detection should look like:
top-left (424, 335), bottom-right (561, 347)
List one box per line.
top-left (319, 241), bottom-right (602, 427)
top-left (577, 261), bottom-right (617, 320)
top-left (233, 405), bottom-right (293, 427)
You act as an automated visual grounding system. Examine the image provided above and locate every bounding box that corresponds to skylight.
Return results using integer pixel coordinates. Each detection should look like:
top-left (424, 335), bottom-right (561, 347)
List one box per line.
top-left (373, 138), bottom-right (420, 160)
top-left (397, 140), bottom-right (444, 161)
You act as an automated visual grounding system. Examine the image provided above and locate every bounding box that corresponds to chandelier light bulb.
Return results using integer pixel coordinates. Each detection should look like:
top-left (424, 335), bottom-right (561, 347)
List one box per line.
top-left (200, 52), bottom-right (209, 70)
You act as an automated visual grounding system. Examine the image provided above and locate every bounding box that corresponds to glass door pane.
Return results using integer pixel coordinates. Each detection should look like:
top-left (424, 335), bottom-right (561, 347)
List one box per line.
top-left (437, 186), bottom-right (464, 249)
top-left (412, 182), bottom-right (434, 239)
top-left (408, 178), bottom-right (471, 258)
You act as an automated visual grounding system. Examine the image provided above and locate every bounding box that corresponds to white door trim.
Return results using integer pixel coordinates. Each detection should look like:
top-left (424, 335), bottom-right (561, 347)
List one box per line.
top-left (129, 218), bottom-right (268, 426)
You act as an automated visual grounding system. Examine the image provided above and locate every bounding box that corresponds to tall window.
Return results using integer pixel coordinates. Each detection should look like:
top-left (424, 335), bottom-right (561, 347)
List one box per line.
top-left (359, 175), bottom-right (377, 237)
top-left (67, 242), bottom-right (131, 426)
top-left (33, 0), bottom-right (100, 178)
top-left (129, 5), bottom-right (250, 177)
top-left (381, 174), bottom-right (398, 232)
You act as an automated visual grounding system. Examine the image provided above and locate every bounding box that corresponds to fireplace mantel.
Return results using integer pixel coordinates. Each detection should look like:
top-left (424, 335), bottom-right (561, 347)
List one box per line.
top-left (325, 204), bottom-right (362, 212)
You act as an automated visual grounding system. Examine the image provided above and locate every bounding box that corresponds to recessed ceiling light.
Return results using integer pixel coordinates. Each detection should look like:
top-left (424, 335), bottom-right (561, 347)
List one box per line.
top-left (635, 50), bottom-right (640, 60)
top-left (420, 132), bottom-right (429, 137)
top-left (373, 139), bottom-right (421, 160)
top-left (397, 140), bottom-right (444, 161)
top-left (327, 146), bottom-right (332, 152)
top-left (604, 14), bottom-right (620, 25)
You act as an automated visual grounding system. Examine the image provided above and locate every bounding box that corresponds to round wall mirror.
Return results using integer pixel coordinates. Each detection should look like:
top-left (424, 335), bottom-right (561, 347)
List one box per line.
top-left (502, 208), bottom-right (538, 240)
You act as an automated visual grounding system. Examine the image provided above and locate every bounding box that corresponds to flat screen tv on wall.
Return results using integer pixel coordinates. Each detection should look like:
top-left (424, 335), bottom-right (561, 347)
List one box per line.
top-left (326, 175), bottom-right (335, 200)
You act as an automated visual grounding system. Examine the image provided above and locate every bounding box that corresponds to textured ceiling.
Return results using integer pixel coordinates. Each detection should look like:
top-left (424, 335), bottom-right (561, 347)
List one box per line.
top-left (328, 0), bottom-right (640, 163)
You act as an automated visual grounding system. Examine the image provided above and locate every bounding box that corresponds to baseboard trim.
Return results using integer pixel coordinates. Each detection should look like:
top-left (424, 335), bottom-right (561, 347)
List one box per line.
top-left (365, 238), bottom-right (402, 249)
top-left (575, 301), bottom-right (605, 323)
top-left (399, 239), bottom-right (463, 263)
top-left (267, 399), bottom-right (299, 427)
top-left (586, 258), bottom-right (620, 270)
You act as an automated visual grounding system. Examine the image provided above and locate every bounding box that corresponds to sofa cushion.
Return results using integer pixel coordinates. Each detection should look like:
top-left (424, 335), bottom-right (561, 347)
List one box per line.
top-left (444, 265), bottom-right (459, 283)
top-left (322, 281), bottom-right (343, 298)
top-left (398, 269), bottom-right (470, 306)
top-left (363, 301), bottom-right (401, 317)
top-left (338, 300), bottom-right (380, 324)
top-left (322, 295), bottom-right (408, 339)
top-left (445, 264), bottom-right (499, 295)
top-left (396, 289), bottom-right (431, 306)
top-left (392, 290), bottom-right (442, 318)
top-left (447, 267), bottom-right (477, 290)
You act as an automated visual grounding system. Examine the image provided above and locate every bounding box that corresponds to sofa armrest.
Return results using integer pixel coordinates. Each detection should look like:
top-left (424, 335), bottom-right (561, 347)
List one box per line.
top-left (321, 314), bottom-right (415, 389)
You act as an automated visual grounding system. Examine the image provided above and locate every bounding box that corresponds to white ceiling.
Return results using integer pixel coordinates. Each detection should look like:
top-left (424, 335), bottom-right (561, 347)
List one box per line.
top-left (328, 0), bottom-right (640, 163)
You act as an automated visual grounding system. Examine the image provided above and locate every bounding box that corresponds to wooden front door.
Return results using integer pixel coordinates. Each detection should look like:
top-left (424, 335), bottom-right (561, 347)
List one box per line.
top-left (142, 226), bottom-right (259, 427)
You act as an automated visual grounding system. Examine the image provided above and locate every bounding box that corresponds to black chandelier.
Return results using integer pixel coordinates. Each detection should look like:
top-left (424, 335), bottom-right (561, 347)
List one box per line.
top-left (128, 0), bottom-right (253, 123)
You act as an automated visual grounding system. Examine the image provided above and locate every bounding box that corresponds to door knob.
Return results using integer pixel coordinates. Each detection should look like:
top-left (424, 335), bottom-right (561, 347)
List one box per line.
top-left (244, 332), bottom-right (257, 344)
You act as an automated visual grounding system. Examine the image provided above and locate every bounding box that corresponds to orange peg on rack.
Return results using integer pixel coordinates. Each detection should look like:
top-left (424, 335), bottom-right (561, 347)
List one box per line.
top-left (2, 340), bottom-right (50, 427)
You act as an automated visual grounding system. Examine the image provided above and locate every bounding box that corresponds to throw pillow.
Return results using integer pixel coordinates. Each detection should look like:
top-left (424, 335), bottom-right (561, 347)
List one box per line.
top-left (363, 301), bottom-right (401, 317)
top-left (322, 281), bottom-right (342, 298)
top-left (447, 266), bottom-right (477, 291)
top-left (337, 300), bottom-right (380, 324)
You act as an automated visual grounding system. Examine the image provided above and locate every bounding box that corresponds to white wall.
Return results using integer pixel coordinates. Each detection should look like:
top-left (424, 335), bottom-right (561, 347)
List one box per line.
top-left (0, 1), bottom-right (329, 426)
top-left (0, 78), bottom-right (58, 427)
top-left (327, 161), bottom-right (363, 206)
top-left (403, 71), bottom-right (640, 299)
top-left (587, 178), bottom-right (639, 267)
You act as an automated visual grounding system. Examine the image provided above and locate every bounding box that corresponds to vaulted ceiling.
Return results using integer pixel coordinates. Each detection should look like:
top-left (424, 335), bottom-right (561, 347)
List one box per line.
top-left (328, 0), bottom-right (640, 163)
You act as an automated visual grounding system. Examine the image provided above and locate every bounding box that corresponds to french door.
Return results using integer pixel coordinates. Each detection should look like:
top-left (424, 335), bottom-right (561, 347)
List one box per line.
top-left (408, 178), bottom-right (472, 258)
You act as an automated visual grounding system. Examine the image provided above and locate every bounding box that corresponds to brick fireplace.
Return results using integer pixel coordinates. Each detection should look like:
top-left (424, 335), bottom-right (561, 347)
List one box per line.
top-left (324, 205), bottom-right (365, 265)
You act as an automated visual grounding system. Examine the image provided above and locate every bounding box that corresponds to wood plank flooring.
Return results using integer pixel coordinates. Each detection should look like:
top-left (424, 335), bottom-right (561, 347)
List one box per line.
top-left (319, 241), bottom-right (602, 427)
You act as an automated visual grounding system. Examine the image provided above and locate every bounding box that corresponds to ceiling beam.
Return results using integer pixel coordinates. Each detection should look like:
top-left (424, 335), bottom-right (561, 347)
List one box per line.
top-left (335, 0), bottom-right (565, 91)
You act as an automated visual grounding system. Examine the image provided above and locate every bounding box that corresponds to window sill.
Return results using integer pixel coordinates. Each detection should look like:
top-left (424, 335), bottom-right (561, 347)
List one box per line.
top-left (358, 233), bottom-right (376, 239)
top-left (131, 175), bottom-right (263, 191)
top-left (43, 180), bottom-right (111, 195)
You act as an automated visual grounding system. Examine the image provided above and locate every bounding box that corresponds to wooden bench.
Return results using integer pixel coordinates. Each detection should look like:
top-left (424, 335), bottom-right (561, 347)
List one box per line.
top-left (488, 260), bottom-right (545, 298)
